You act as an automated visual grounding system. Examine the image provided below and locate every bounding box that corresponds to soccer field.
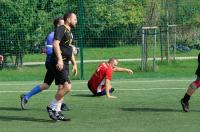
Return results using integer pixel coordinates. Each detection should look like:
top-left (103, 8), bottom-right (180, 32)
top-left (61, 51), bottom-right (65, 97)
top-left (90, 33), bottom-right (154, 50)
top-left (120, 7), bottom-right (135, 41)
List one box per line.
top-left (0, 78), bottom-right (200, 132)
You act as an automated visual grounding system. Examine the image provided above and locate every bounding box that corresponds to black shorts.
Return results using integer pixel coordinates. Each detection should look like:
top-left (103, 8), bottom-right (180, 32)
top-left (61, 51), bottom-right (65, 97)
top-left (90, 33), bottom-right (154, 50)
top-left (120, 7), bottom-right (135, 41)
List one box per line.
top-left (53, 62), bottom-right (71, 85)
top-left (44, 62), bottom-right (55, 86)
top-left (195, 65), bottom-right (200, 77)
top-left (195, 53), bottom-right (200, 77)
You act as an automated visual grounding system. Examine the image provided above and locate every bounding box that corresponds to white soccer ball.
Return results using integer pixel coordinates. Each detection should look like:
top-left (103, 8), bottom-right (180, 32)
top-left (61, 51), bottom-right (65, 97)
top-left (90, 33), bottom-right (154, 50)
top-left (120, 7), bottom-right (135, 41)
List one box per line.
top-left (71, 45), bottom-right (79, 56)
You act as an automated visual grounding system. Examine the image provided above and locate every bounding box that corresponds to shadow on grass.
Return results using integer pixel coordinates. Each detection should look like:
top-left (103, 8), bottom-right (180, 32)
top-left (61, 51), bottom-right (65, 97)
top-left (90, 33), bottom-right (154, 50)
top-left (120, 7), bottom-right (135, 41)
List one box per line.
top-left (0, 115), bottom-right (54, 123)
top-left (0, 107), bottom-right (21, 111)
top-left (121, 107), bottom-right (200, 112)
top-left (0, 107), bottom-right (67, 112)
top-left (0, 107), bottom-right (54, 122)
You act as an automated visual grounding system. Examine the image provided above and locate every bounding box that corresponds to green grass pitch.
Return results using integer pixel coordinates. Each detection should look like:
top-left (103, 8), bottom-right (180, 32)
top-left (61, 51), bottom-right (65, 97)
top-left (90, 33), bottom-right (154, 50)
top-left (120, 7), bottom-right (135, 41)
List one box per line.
top-left (0, 79), bottom-right (200, 132)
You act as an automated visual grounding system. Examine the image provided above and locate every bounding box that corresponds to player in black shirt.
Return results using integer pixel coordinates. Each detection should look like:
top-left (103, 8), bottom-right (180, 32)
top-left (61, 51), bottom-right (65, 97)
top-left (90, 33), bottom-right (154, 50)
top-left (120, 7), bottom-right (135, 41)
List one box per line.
top-left (181, 53), bottom-right (200, 112)
top-left (20, 17), bottom-right (70, 111)
top-left (46, 12), bottom-right (78, 121)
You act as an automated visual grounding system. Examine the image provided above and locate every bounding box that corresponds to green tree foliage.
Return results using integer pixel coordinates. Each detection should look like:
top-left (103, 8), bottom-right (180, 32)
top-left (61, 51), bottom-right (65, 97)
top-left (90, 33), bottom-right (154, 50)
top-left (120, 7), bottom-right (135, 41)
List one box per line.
top-left (0, 0), bottom-right (199, 57)
top-left (175, 0), bottom-right (200, 45)
top-left (83, 0), bottom-right (144, 47)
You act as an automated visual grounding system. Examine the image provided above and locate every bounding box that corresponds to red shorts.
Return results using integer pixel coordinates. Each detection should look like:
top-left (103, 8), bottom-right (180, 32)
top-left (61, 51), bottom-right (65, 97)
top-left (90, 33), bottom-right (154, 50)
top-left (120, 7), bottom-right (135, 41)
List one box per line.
top-left (192, 81), bottom-right (200, 88)
top-left (88, 78), bottom-right (106, 94)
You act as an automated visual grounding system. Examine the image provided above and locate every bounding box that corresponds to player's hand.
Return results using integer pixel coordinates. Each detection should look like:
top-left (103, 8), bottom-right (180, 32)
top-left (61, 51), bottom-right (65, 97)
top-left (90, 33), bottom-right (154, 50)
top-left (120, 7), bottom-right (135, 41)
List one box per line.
top-left (72, 64), bottom-right (78, 76)
top-left (0, 55), bottom-right (3, 64)
top-left (56, 59), bottom-right (64, 71)
top-left (127, 69), bottom-right (133, 74)
top-left (107, 95), bottom-right (117, 99)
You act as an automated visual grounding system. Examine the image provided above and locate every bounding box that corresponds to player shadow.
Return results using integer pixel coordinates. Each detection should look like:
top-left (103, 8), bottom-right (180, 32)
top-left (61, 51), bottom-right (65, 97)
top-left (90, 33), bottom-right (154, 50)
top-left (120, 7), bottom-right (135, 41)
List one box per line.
top-left (120, 107), bottom-right (200, 112)
top-left (0, 115), bottom-right (54, 123)
top-left (71, 94), bottom-right (96, 97)
top-left (0, 107), bottom-right (21, 111)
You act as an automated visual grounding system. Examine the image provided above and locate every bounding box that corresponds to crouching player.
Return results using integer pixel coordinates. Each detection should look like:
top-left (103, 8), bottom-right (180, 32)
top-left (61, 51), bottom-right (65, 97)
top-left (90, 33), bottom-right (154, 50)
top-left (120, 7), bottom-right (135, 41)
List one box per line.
top-left (88, 58), bottom-right (133, 98)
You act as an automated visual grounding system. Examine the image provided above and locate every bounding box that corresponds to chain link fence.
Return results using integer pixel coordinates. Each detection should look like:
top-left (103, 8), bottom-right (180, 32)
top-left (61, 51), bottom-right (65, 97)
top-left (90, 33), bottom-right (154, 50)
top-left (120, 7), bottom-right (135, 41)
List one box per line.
top-left (0, 0), bottom-right (200, 79)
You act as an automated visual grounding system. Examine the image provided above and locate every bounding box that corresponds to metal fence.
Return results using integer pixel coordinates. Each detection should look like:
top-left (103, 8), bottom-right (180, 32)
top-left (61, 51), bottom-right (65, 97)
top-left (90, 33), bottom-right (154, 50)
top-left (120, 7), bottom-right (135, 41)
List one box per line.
top-left (0, 0), bottom-right (200, 79)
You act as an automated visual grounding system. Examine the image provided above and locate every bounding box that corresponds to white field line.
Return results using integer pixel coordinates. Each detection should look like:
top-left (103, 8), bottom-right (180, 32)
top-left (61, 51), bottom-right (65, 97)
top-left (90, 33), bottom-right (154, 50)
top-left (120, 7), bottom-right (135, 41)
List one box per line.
top-left (23, 56), bottom-right (197, 65)
top-left (0, 79), bottom-right (190, 93)
top-left (0, 87), bottom-right (185, 93)
top-left (0, 79), bottom-right (193, 86)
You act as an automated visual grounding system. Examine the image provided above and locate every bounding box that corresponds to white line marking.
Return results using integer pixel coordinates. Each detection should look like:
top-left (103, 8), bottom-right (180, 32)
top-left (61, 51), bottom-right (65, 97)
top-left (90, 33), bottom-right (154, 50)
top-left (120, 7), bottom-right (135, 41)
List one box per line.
top-left (0, 79), bottom-right (193, 86)
top-left (110, 80), bottom-right (193, 83)
top-left (0, 87), bottom-right (185, 93)
top-left (0, 84), bottom-right (41, 86)
top-left (23, 56), bottom-right (198, 65)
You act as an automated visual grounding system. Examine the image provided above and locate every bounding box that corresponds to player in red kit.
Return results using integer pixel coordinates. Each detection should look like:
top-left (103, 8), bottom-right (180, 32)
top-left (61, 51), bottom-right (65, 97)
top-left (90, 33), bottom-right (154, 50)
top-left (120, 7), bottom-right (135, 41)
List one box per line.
top-left (88, 58), bottom-right (133, 98)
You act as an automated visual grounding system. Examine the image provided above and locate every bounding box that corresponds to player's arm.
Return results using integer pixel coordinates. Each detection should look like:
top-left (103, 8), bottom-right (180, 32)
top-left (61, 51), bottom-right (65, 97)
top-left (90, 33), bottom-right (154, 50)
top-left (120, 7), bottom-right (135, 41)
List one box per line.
top-left (53, 40), bottom-right (63, 71)
top-left (105, 79), bottom-right (117, 99)
top-left (0, 51), bottom-right (4, 64)
top-left (0, 55), bottom-right (3, 64)
top-left (71, 53), bottom-right (78, 76)
top-left (54, 26), bottom-right (65, 71)
top-left (114, 67), bottom-right (133, 74)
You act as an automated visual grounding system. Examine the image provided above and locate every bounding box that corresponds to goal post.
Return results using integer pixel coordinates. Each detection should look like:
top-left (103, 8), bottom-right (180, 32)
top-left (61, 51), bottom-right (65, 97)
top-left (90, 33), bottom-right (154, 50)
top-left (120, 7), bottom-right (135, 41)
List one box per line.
top-left (159, 24), bottom-right (177, 63)
top-left (141, 26), bottom-right (158, 72)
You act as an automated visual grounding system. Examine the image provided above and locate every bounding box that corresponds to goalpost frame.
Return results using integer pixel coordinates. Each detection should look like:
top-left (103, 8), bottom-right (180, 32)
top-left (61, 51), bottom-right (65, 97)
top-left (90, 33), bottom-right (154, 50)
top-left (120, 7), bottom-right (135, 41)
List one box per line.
top-left (159, 24), bottom-right (177, 63)
top-left (141, 26), bottom-right (158, 72)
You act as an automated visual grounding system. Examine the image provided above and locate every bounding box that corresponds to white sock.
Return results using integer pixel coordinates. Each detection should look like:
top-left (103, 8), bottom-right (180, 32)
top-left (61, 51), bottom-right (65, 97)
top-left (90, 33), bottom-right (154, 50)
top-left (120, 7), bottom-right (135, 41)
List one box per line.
top-left (56, 102), bottom-right (62, 112)
top-left (49, 99), bottom-right (58, 110)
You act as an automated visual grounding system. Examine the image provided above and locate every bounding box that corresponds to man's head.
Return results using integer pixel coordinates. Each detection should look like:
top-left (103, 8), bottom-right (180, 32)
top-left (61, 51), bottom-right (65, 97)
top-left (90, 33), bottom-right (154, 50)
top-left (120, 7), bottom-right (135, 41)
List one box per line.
top-left (108, 58), bottom-right (118, 68)
top-left (53, 17), bottom-right (64, 28)
top-left (63, 12), bottom-right (77, 28)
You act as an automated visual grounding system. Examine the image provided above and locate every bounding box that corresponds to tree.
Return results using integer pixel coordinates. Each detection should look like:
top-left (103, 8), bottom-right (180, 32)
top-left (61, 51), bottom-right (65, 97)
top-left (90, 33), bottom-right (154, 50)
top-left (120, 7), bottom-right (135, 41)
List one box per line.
top-left (82, 0), bottom-right (144, 47)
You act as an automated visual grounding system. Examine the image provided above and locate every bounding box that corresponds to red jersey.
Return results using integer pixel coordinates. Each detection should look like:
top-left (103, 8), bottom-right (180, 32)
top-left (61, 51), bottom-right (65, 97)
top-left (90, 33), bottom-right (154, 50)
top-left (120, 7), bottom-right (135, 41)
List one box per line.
top-left (88, 63), bottom-right (114, 92)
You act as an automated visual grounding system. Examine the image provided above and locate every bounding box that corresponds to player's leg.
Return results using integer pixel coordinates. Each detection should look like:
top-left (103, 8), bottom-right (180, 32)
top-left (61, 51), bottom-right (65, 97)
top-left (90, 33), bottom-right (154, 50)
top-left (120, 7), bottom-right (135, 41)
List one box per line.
top-left (49, 84), bottom-right (71, 111)
top-left (181, 76), bottom-right (200, 112)
top-left (54, 83), bottom-right (71, 111)
top-left (95, 79), bottom-right (115, 96)
top-left (20, 63), bottom-right (54, 110)
top-left (45, 62), bottom-right (70, 111)
top-left (47, 84), bottom-right (71, 121)
top-left (47, 64), bottom-right (71, 121)
top-left (20, 83), bottom-right (50, 110)
top-left (25, 83), bottom-right (50, 100)
top-left (61, 102), bottom-right (71, 111)
top-left (87, 82), bottom-right (97, 95)
top-left (56, 66), bottom-right (71, 111)
top-left (96, 87), bottom-right (115, 96)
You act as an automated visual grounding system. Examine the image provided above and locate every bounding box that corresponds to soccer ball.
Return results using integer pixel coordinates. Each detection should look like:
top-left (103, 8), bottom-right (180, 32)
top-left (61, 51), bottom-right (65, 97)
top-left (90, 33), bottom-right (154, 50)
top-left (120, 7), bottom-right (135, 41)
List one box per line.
top-left (71, 45), bottom-right (79, 56)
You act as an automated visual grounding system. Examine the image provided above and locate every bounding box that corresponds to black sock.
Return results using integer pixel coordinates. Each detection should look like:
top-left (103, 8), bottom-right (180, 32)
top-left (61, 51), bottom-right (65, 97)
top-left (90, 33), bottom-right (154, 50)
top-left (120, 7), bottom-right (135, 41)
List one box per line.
top-left (183, 93), bottom-right (191, 103)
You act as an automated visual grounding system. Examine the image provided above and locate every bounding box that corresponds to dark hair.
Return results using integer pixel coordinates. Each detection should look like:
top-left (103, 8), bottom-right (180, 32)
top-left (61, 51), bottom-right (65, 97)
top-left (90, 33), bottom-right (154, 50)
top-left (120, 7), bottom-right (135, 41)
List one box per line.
top-left (63, 12), bottom-right (74, 21)
top-left (53, 17), bottom-right (63, 28)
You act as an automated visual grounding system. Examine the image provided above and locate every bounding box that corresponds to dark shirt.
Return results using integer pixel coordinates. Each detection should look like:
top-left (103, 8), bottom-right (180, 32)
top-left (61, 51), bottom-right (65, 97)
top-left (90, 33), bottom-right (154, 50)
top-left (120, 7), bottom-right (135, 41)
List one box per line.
top-left (53, 25), bottom-right (73, 64)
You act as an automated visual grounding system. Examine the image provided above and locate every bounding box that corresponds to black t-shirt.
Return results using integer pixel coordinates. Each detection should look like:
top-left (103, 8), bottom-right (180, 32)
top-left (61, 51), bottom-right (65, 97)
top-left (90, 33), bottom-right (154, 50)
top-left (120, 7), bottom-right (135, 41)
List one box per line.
top-left (195, 53), bottom-right (200, 76)
top-left (53, 25), bottom-right (73, 64)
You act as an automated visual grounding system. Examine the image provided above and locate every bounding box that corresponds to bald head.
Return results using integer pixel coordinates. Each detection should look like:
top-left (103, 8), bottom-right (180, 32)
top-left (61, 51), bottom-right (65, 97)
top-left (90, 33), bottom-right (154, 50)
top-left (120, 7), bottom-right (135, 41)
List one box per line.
top-left (108, 58), bottom-right (118, 68)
